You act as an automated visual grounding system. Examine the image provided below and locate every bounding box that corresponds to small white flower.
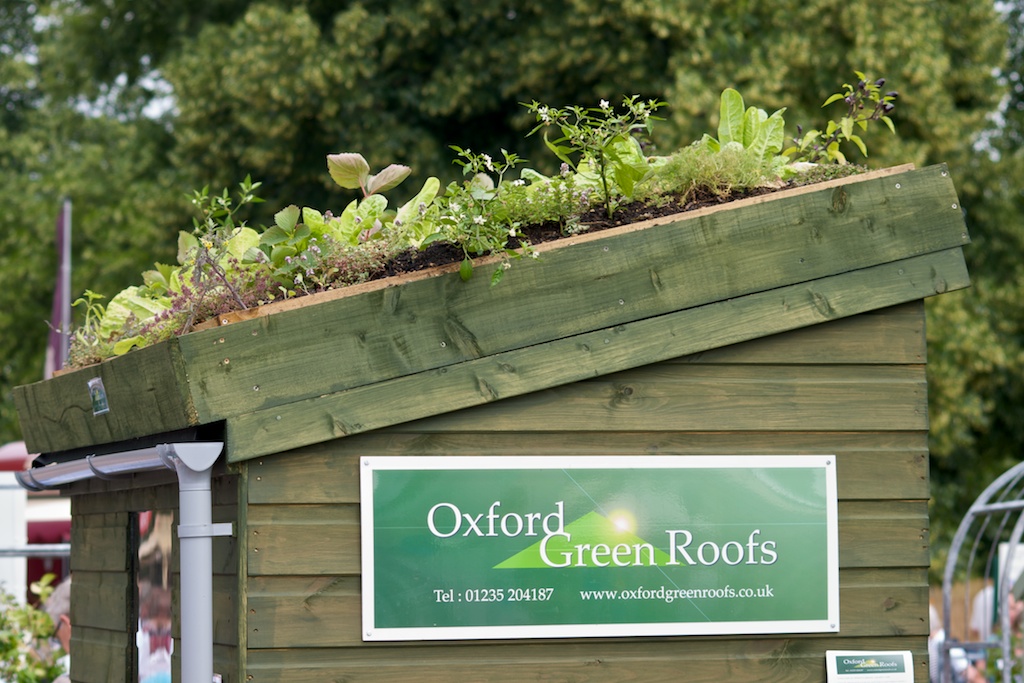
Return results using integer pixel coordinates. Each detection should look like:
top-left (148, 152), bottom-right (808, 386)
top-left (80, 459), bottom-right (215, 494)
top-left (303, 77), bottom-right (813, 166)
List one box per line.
top-left (599, 99), bottom-right (610, 111)
top-left (502, 262), bottom-right (511, 270)
top-left (473, 215), bottom-right (486, 225)
top-left (450, 202), bottom-right (460, 212)
top-left (508, 227), bottom-right (517, 237)
top-left (512, 178), bottom-right (525, 187)
top-left (482, 154), bottom-right (494, 172)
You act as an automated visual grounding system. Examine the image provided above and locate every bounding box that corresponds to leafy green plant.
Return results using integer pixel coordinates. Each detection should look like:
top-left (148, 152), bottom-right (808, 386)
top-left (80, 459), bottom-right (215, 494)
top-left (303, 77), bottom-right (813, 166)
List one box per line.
top-left (323, 152), bottom-right (440, 246)
top-left (327, 153), bottom-right (411, 198)
top-left (66, 289), bottom-right (115, 367)
top-left (0, 575), bottom-right (66, 683)
top-left (425, 146), bottom-right (534, 285)
top-left (702, 88), bottom-right (787, 165)
top-left (502, 165), bottom-right (595, 234)
top-left (63, 73), bottom-right (901, 368)
top-left (253, 205), bottom-right (339, 287)
top-left (524, 95), bottom-right (665, 218)
top-left (784, 72), bottom-right (898, 163)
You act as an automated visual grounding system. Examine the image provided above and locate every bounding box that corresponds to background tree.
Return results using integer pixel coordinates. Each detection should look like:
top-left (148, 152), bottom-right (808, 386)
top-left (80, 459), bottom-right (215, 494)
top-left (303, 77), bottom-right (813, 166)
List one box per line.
top-left (926, 1), bottom-right (1024, 574)
top-left (2, 1), bottom-right (1020, 573)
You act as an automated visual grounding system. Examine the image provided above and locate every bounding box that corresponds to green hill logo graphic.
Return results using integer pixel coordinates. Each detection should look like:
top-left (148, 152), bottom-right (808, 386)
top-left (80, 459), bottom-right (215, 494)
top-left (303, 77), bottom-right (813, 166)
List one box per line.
top-left (494, 511), bottom-right (673, 569)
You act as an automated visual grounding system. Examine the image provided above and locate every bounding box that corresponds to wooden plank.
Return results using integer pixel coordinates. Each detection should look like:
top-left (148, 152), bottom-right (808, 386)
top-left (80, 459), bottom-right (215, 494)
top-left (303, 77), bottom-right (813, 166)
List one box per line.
top-left (674, 302), bottom-right (924, 365)
top-left (71, 512), bottom-right (130, 572)
top-left (236, 468), bottom-right (252, 675)
top-left (244, 568), bottom-right (925, 649)
top-left (840, 501), bottom-right (929, 568)
top-left (213, 644), bottom-right (239, 683)
top-left (182, 165), bottom-right (966, 424)
top-left (11, 167), bottom-right (965, 456)
top-left (225, 247), bottom-right (963, 461)
top-left (71, 569), bottom-right (133, 632)
top-left (399, 364), bottom-right (926, 433)
top-left (246, 432), bottom-right (928, 505)
top-left (14, 337), bottom-right (194, 454)
top-left (68, 625), bottom-right (132, 683)
top-left (247, 504), bottom-right (360, 576)
top-left (72, 488), bottom-right (129, 515)
top-left (241, 636), bottom-right (930, 683)
top-left (213, 573), bottom-right (240, 645)
top-left (246, 575), bottom-right (359, 648)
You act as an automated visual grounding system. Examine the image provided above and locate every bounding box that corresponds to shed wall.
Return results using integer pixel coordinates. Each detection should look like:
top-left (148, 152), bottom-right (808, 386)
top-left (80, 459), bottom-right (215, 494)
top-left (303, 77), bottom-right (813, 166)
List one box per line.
top-left (66, 469), bottom-right (239, 683)
top-left (240, 302), bottom-right (931, 682)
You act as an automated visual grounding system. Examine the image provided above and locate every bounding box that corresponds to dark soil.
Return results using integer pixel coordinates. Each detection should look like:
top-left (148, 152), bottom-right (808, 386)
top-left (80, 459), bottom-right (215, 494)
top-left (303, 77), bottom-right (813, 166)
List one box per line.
top-left (381, 185), bottom-right (782, 278)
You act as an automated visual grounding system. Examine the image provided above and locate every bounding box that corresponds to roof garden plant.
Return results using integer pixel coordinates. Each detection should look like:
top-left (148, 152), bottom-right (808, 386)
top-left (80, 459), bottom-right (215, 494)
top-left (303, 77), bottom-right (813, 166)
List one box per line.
top-left (64, 73), bottom-right (898, 370)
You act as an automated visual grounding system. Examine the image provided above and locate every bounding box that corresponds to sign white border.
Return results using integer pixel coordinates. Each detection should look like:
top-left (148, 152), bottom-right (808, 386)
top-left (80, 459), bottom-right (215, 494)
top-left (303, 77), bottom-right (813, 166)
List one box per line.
top-left (360, 455), bottom-right (839, 641)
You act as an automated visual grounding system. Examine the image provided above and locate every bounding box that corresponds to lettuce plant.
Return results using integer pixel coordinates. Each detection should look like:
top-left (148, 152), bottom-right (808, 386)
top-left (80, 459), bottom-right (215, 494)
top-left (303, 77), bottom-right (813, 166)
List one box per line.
top-left (702, 88), bottom-right (787, 166)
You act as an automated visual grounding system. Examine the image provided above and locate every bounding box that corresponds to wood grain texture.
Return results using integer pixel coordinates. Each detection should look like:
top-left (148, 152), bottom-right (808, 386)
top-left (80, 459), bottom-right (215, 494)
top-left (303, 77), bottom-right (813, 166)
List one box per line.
top-left (234, 301), bottom-right (933, 680)
top-left (225, 248), bottom-right (961, 461)
top-left (247, 435), bottom-right (928, 505)
top-left (71, 569), bottom-right (132, 633)
top-left (67, 626), bottom-right (132, 683)
top-left (182, 165), bottom-right (965, 422)
top-left (240, 636), bottom-right (931, 683)
top-left (13, 166), bottom-right (967, 458)
top-left (15, 338), bottom-right (194, 454)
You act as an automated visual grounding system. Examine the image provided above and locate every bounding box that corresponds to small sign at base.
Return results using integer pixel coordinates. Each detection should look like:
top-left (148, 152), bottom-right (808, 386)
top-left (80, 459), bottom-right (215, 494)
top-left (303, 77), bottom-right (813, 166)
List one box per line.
top-left (826, 651), bottom-right (913, 682)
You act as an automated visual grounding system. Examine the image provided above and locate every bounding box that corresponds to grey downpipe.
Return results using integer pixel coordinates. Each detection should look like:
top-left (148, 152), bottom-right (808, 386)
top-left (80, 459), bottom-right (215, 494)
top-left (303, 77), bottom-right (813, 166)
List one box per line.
top-left (158, 443), bottom-right (232, 683)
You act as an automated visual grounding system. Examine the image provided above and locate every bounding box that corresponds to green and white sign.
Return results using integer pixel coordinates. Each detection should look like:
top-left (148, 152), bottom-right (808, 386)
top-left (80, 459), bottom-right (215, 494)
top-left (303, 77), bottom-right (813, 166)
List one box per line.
top-left (826, 651), bottom-right (914, 682)
top-left (360, 455), bottom-right (839, 641)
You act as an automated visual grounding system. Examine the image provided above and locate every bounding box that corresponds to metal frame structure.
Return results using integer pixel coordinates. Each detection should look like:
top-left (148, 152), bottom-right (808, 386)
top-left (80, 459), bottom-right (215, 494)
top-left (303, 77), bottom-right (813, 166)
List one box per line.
top-left (941, 460), bottom-right (1024, 682)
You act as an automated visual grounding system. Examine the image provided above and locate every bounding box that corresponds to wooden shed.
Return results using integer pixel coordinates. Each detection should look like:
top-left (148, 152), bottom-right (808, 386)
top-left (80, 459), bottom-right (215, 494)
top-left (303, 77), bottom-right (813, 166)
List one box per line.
top-left (14, 164), bottom-right (969, 682)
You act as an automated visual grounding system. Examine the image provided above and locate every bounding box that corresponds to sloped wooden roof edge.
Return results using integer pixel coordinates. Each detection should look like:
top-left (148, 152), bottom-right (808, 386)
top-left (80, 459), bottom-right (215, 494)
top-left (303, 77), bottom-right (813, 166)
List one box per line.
top-left (14, 164), bottom-right (971, 457)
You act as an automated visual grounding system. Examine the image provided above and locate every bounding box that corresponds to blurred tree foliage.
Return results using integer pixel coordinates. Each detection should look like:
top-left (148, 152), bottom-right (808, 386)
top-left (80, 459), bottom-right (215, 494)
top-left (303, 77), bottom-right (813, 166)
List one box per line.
top-left (926, 1), bottom-right (1024, 576)
top-left (1, 1), bottom-right (1020, 572)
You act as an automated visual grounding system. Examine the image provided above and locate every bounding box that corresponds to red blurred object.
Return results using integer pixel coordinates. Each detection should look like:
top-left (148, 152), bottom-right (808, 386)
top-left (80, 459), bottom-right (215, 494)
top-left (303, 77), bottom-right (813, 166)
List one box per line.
top-left (0, 441), bottom-right (31, 471)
